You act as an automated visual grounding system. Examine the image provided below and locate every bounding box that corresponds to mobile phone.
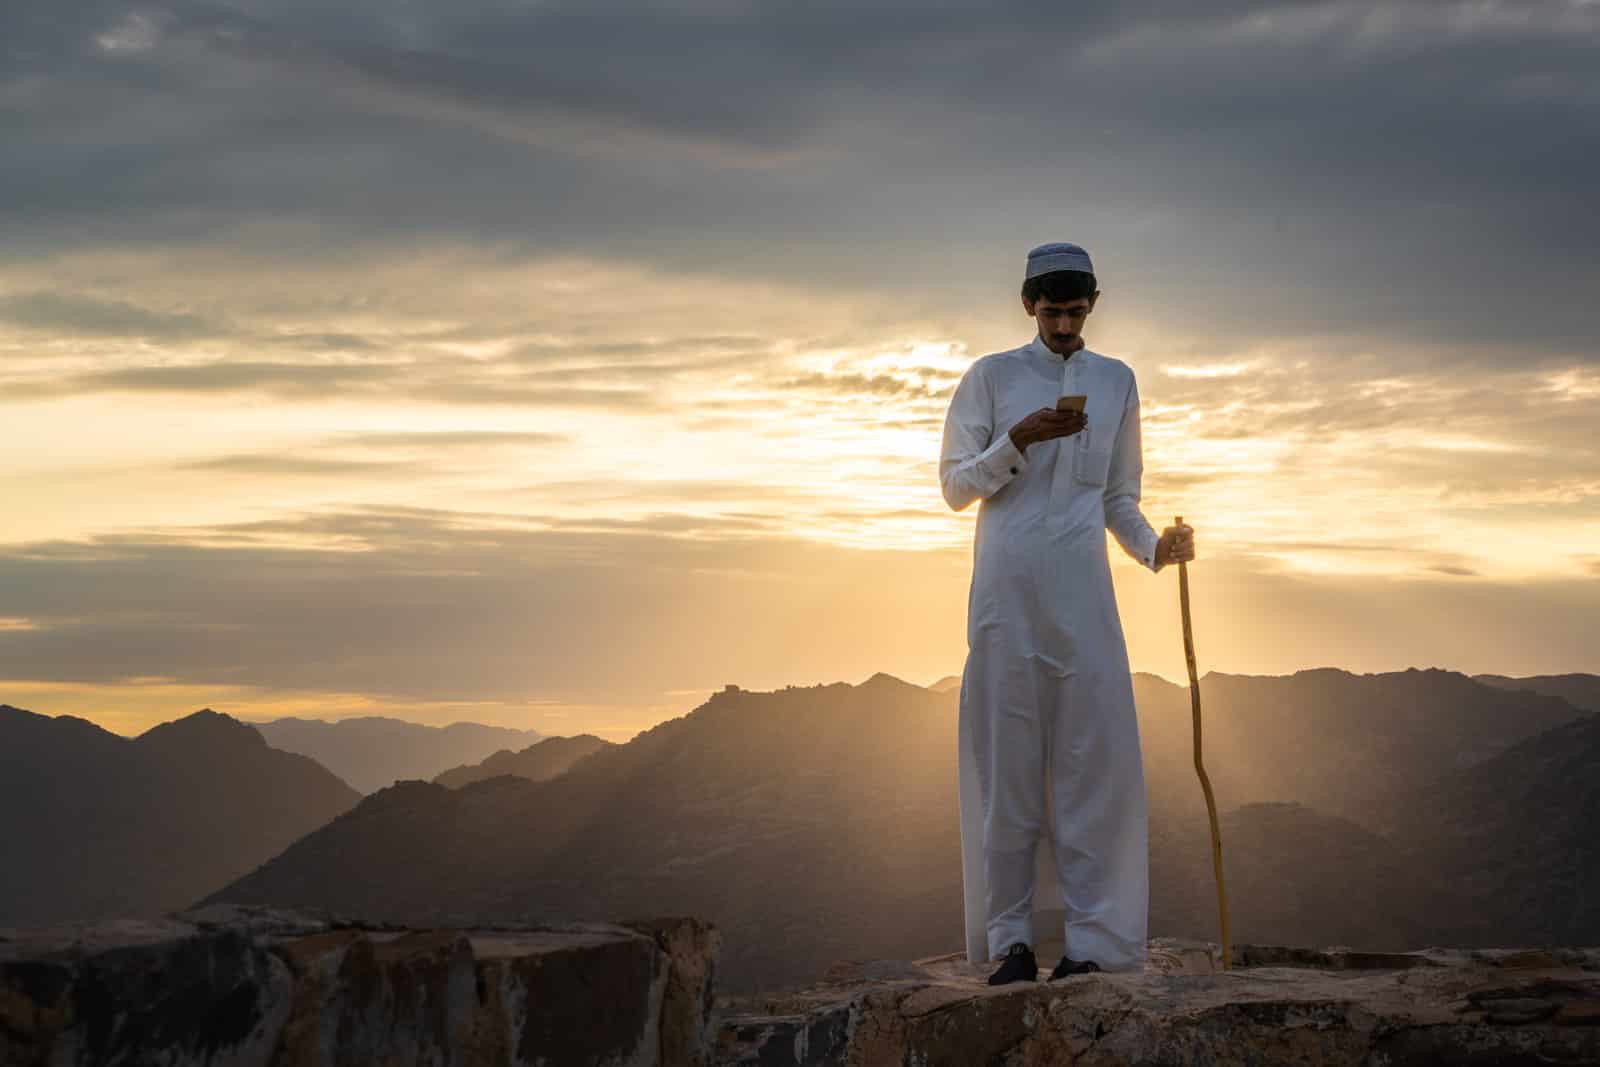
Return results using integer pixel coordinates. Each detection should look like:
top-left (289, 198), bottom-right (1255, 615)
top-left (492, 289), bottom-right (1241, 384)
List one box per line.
top-left (1056, 394), bottom-right (1087, 413)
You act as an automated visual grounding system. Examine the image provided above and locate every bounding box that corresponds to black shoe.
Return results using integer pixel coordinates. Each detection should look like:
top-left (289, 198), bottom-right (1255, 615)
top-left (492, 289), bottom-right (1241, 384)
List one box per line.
top-left (987, 942), bottom-right (1038, 986)
top-left (1049, 955), bottom-right (1102, 980)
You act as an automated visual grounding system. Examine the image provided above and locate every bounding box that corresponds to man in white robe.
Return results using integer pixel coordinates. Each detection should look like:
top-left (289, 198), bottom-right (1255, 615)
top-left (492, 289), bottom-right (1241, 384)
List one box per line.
top-left (939, 242), bottom-right (1195, 984)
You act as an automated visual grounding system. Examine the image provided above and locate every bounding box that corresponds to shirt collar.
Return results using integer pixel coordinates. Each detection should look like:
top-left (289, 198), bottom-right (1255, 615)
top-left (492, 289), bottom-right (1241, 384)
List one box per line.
top-left (1025, 332), bottom-right (1087, 369)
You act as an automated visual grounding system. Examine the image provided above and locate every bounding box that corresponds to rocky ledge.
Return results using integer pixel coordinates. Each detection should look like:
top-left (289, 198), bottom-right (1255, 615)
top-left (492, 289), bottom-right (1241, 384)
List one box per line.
top-left (6, 913), bottom-right (1600, 1066)
top-left (718, 939), bottom-right (1600, 1066)
top-left (0, 905), bottom-right (718, 1067)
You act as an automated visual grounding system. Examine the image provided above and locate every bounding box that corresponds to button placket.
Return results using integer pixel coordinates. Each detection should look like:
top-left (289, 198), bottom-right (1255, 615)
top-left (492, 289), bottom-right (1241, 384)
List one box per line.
top-left (1047, 354), bottom-right (1081, 512)
top-left (1063, 356), bottom-right (1082, 462)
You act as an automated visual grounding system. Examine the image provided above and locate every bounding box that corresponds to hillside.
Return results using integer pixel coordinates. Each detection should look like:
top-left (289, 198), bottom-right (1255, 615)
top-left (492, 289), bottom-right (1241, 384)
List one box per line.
top-left (204, 668), bottom-right (1597, 991)
top-left (1474, 672), bottom-right (1600, 714)
top-left (0, 705), bottom-right (359, 925)
top-left (1134, 667), bottom-right (1586, 832)
top-left (207, 677), bottom-right (961, 988)
top-left (433, 734), bottom-right (613, 788)
top-left (1395, 710), bottom-right (1600, 947)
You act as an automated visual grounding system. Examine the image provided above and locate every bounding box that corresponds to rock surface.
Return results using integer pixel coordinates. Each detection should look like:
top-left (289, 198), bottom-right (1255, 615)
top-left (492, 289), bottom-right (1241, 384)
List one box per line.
top-left (716, 938), bottom-right (1600, 1066)
top-left (0, 905), bottom-right (718, 1067)
top-left (9, 908), bottom-right (1600, 1066)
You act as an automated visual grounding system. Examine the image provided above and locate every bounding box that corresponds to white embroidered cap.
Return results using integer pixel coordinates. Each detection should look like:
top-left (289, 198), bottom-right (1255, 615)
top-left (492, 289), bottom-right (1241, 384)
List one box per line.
top-left (1024, 242), bottom-right (1094, 280)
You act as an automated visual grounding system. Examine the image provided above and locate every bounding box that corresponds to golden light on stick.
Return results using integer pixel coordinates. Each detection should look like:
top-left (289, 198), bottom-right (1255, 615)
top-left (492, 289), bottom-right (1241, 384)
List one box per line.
top-left (1176, 513), bottom-right (1232, 971)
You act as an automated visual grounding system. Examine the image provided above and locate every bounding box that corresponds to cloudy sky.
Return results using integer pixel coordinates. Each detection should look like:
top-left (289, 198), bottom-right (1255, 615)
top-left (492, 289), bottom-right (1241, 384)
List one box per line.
top-left (3, 0), bottom-right (1597, 739)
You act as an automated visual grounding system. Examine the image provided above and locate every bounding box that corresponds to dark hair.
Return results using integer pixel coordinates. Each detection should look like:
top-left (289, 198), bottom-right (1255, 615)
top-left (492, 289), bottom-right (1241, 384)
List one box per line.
top-left (1022, 270), bottom-right (1098, 304)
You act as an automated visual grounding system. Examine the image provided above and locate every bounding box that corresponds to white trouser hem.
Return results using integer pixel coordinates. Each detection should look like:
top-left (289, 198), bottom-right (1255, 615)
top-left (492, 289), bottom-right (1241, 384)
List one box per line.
top-left (1063, 923), bottom-right (1148, 972)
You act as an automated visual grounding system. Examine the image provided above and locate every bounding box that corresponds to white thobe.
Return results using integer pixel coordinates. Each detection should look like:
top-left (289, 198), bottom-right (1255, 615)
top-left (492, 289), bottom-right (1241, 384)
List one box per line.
top-left (940, 331), bottom-right (1159, 971)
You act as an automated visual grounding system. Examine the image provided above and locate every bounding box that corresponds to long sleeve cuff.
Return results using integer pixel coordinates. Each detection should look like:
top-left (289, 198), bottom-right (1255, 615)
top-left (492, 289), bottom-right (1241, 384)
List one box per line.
top-left (1135, 526), bottom-right (1159, 572)
top-left (972, 432), bottom-right (1027, 495)
top-left (1107, 504), bottom-right (1161, 572)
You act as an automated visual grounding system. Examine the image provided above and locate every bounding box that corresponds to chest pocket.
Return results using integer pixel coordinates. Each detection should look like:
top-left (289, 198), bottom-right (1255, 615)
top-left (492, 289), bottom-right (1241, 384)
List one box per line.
top-left (1071, 416), bottom-right (1113, 487)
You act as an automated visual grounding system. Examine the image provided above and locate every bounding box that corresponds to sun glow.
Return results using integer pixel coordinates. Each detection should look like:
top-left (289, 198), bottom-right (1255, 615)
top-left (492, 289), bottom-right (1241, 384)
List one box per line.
top-left (4, 252), bottom-right (1596, 585)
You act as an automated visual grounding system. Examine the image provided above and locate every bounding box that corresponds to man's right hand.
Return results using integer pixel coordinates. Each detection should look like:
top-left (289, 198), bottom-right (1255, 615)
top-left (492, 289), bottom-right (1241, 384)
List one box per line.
top-left (1009, 407), bottom-right (1088, 452)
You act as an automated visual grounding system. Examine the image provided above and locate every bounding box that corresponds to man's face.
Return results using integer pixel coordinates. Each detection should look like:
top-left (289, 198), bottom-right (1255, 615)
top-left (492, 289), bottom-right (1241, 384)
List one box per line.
top-left (1024, 292), bottom-right (1099, 354)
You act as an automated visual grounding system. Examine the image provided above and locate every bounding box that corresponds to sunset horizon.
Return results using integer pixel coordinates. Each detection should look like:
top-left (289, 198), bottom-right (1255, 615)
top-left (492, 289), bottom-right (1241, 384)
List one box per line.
top-left (5, 1), bottom-right (1596, 741)
top-left (5, 5), bottom-right (1600, 1055)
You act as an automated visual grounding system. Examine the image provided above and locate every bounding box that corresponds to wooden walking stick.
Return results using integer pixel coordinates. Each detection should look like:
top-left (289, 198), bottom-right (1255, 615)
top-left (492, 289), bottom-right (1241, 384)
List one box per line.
top-left (1176, 514), bottom-right (1232, 970)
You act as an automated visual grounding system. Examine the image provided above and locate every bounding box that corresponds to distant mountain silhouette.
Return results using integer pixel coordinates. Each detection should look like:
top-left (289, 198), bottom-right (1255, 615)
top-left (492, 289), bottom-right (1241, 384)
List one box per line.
top-left (0, 705), bottom-right (359, 926)
top-left (1473, 672), bottom-right (1600, 714)
top-left (1133, 666), bottom-right (1585, 832)
top-left (202, 669), bottom-right (1598, 992)
top-left (252, 716), bottom-right (543, 793)
top-left (927, 675), bottom-right (962, 693)
top-left (206, 676), bottom-right (957, 989)
top-left (433, 735), bottom-right (613, 788)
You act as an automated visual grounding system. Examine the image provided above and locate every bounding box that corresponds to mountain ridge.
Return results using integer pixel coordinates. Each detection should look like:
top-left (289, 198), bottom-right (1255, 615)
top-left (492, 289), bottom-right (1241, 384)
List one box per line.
top-left (432, 734), bottom-right (613, 789)
top-left (204, 666), bottom-right (1600, 991)
top-left (0, 704), bottom-right (359, 926)
top-left (251, 715), bottom-right (543, 793)
top-left (1472, 672), bottom-right (1600, 713)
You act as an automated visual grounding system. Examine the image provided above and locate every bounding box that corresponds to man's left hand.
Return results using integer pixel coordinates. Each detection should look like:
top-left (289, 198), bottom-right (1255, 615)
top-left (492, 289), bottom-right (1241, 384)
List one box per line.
top-left (1154, 522), bottom-right (1196, 571)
